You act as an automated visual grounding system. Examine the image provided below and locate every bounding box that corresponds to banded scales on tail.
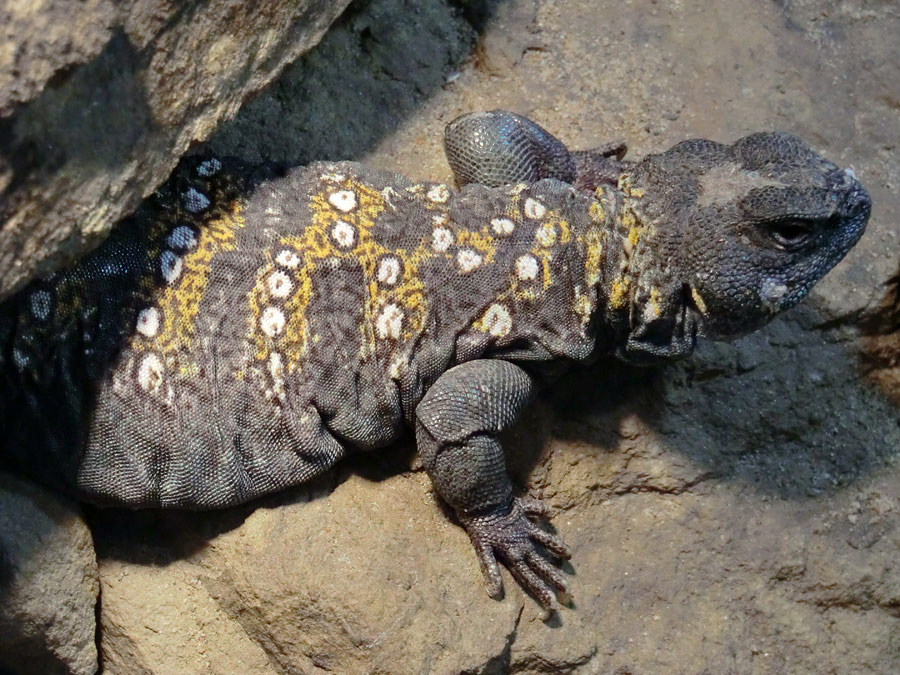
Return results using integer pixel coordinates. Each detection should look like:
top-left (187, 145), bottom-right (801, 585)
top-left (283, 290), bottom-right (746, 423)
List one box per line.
top-left (0, 111), bottom-right (870, 610)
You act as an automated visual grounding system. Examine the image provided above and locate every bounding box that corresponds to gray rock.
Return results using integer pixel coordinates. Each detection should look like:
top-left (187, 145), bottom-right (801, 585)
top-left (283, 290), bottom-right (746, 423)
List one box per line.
top-left (0, 473), bottom-right (99, 675)
top-left (0, 0), bottom-right (352, 301)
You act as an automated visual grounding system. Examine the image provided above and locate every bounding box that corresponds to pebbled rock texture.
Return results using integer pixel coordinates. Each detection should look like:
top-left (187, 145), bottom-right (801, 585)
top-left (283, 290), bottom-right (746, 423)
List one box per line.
top-left (7, 0), bottom-right (900, 672)
top-left (0, 473), bottom-right (99, 675)
top-left (0, 0), bottom-right (352, 302)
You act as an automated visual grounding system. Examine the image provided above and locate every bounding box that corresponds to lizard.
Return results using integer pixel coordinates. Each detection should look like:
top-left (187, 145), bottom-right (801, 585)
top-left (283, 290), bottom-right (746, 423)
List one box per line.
top-left (0, 110), bottom-right (871, 611)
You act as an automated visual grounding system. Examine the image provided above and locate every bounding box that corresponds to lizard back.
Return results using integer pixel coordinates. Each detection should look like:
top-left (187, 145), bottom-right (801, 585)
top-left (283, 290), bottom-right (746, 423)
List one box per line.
top-left (0, 156), bottom-right (604, 508)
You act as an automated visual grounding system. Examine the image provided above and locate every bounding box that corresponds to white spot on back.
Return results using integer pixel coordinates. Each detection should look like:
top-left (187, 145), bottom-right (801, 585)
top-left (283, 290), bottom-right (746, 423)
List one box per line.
top-left (524, 197), bottom-right (547, 219)
top-left (321, 172), bottom-right (346, 183)
top-left (574, 288), bottom-right (593, 325)
top-left (100, 261), bottom-right (128, 277)
top-left (267, 270), bottom-right (293, 298)
top-left (432, 227), bottom-right (453, 252)
top-left (377, 257), bottom-right (401, 285)
top-left (160, 251), bottom-right (183, 284)
top-left (183, 188), bottom-right (211, 213)
top-left (479, 303), bottom-right (512, 337)
top-left (197, 158), bottom-right (222, 177)
top-left (331, 220), bottom-right (356, 248)
top-left (276, 249), bottom-right (300, 269)
top-left (166, 225), bottom-right (197, 251)
top-left (137, 353), bottom-right (165, 394)
top-left (29, 290), bottom-right (52, 321)
top-left (136, 307), bottom-right (160, 338)
top-left (457, 249), bottom-right (483, 273)
top-left (491, 217), bottom-right (515, 236)
top-left (516, 254), bottom-right (539, 281)
top-left (376, 303), bottom-right (403, 340)
top-left (432, 213), bottom-right (449, 226)
top-left (12, 348), bottom-right (29, 369)
top-left (535, 222), bottom-right (557, 247)
top-left (269, 352), bottom-right (283, 378)
top-left (381, 186), bottom-right (400, 209)
top-left (268, 352), bottom-right (285, 400)
top-left (641, 298), bottom-right (659, 323)
top-left (427, 184), bottom-right (450, 203)
top-left (328, 190), bottom-right (357, 212)
top-left (260, 306), bottom-right (286, 337)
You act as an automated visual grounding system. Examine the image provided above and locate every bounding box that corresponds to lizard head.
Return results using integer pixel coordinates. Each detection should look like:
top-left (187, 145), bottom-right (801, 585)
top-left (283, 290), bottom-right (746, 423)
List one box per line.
top-left (616, 131), bottom-right (870, 358)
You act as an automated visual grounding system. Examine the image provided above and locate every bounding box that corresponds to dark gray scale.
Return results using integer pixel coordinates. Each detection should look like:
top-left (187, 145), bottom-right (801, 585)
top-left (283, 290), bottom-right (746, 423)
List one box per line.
top-left (75, 160), bottom-right (271, 507)
top-left (0, 191), bottom-right (177, 495)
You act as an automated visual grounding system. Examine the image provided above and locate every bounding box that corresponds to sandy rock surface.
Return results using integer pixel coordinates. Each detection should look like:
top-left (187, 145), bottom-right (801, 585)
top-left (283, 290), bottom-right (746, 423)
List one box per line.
top-left (7, 0), bottom-right (900, 672)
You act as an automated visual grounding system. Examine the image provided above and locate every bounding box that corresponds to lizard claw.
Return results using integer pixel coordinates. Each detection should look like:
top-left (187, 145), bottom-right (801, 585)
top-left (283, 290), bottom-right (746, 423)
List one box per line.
top-left (460, 496), bottom-right (571, 611)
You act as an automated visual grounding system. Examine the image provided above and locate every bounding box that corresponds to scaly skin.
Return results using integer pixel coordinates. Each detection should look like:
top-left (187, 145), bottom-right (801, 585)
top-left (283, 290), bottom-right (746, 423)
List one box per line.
top-left (0, 111), bottom-right (870, 612)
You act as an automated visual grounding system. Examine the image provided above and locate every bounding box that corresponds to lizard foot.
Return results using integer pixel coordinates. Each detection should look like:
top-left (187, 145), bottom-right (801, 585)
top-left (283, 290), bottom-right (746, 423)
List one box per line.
top-left (460, 496), bottom-right (571, 612)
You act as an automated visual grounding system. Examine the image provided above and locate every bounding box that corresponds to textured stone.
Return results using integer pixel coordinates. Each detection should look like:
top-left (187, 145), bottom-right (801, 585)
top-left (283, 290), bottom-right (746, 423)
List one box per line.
top-left (0, 0), bottom-right (352, 302)
top-left (95, 468), bottom-right (529, 674)
top-left (0, 473), bottom-right (98, 675)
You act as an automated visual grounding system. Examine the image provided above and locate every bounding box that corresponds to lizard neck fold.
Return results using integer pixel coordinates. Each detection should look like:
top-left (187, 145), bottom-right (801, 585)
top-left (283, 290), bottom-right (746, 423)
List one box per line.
top-left (580, 181), bottom-right (644, 347)
top-left (594, 170), bottom-right (701, 363)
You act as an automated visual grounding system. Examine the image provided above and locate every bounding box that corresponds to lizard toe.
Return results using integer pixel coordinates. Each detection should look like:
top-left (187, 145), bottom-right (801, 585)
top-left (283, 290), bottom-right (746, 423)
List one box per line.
top-left (461, 496), bottom-right (571, 610)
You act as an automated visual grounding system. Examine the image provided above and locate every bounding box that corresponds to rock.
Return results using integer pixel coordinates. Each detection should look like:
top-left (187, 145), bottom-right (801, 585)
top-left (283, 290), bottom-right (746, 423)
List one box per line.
top-left (93, 466), bottom-right (535, 674)
top-left (0, 0), bottom-right (352, 302)
top-left (0, 473), bottom-right (99, 675)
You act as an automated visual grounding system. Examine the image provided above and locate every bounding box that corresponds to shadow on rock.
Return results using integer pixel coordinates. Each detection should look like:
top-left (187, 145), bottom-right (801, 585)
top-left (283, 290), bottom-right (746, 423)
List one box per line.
top-left (205, 0), bottom-right (513, 164)
top-left (545, 300), bottom-right (900, 501)
top-left (860, 258), bottom-right (900, 407)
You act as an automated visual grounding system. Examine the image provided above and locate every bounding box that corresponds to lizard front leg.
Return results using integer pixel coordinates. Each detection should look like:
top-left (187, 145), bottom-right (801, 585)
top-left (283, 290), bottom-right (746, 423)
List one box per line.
top-left (415, 359), bottom-right (570, 610)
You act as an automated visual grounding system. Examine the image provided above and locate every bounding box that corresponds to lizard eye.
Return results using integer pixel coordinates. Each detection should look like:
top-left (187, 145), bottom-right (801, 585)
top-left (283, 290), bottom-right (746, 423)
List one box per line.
top-left (766, 219), bottom-right (814, 251)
